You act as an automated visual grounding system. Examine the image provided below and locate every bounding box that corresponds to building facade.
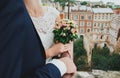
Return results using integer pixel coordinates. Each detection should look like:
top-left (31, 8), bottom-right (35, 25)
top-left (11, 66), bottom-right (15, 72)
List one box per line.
top-left (92, 8), bottom-right (114, 42)
top-left (65, 6), bottom-right (93, 36)
top-left (109, 15), bottom-right (120, 52)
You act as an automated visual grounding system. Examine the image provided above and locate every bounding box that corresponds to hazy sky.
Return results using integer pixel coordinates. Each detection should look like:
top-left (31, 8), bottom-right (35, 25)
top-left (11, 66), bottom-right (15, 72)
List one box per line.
top-left (79, 0), bottom-right (120, 5)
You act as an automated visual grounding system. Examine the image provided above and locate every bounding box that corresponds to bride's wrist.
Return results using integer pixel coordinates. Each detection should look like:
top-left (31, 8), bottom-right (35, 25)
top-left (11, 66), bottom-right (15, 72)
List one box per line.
top-left (46, 49), bottom-right (52, 58)
top-left (46, 48), bottom-right (54, 58)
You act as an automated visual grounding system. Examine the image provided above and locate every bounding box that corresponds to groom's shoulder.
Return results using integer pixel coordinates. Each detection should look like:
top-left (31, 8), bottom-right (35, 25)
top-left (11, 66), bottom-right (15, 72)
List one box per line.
top-left (0, 0), bottom-right (21, 6)
top-left (0, 0), bottom-right (26, 18)
top-left (0, 0), bottom-right (24, 10)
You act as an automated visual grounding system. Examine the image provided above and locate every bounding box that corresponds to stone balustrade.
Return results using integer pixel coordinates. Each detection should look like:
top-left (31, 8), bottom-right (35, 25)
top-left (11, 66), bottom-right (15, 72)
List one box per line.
top-left (73, 70), bottom-right (120, 78)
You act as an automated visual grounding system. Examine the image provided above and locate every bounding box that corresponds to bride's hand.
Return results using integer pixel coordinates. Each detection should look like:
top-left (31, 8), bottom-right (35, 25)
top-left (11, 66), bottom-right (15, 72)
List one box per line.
top-left (45, 43), bottom-right (69, 58)
top-left (61, 42), bottom-right (73, 59)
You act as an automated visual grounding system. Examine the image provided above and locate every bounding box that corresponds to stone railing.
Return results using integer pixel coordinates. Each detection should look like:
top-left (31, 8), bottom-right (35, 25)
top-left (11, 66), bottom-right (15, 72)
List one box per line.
top-left (73, 70), bottom-right (120, 78)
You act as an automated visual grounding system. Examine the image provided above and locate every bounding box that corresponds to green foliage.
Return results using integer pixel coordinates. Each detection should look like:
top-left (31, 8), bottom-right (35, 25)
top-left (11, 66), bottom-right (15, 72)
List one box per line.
top-left (92, 45), bottom-right (110, 57)
top-left (75, 56), bottom-right (88, 71)
top-left (108, 53), bottom-right (120, 71)
top-left (101, 46), bottom-right (110, 56)
top-left (53, 0), bottom-right (76, 7)
top-left (80, 1), bottom-right (87, 5)
top-left (107, 5), bottom-right (112, 9)
top-left (74, 37), bottom-right (120, 71)
top-left (74, 37), bottom-right (87, 56)
top-left (112, 5), bottom-right (120, 9)
top-left (73, 37), bottom-right (88, 71)
top-left (92, 45), bottom-right (120, 71)
top-left (92, 54), bottom-right (109, 70)
top-left (92, 5), bottom-right (106, 8)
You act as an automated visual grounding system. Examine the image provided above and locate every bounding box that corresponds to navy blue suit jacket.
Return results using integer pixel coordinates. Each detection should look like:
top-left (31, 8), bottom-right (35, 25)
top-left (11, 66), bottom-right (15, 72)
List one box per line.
top-left (0, 0), bottom-right (61, 78)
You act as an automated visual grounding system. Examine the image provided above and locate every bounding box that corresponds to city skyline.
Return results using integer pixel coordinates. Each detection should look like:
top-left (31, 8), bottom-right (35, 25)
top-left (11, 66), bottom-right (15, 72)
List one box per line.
top-left (79, 0), bottom-right (120, 5)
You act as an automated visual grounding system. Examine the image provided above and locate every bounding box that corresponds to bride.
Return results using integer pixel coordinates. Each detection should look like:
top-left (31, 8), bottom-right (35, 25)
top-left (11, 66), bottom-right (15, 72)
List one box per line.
top-left (24, 0), bottom-right (74, 78)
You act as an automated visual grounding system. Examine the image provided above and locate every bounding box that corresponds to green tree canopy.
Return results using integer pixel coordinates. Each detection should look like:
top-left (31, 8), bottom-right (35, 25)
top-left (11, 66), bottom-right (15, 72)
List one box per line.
top-left (112, 5), bottom-right (120, 9)
top-left (73, 37), bottom-right (88, 71)
top-left (92, 45), bottom-right (120, 71)
top-left (54, 0), bottom-right (76, 7)
top-left (80, 1), bottom-right (87, 5)
top-left (74, 37), bottom-right (87, 57)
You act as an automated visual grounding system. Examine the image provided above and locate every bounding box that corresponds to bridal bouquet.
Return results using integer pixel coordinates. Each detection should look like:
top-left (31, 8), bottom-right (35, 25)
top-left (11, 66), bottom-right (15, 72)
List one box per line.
top-left (53, 19), bottom-right (78, 44)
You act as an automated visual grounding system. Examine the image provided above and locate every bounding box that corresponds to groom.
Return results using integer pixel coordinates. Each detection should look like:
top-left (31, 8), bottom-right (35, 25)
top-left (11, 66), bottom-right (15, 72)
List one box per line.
top-left (0, 0), bottom-right (76, 78)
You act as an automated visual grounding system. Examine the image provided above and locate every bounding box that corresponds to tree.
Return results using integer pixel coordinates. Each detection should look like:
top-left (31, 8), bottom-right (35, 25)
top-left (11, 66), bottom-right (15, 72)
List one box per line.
top-left (92, 5), bottom-right (106, 8)
top-left (108, 53), bottom-right (120, 71)
top-left (107, 5), bottom-right (112, 9)
top-left (53, 0), bottom-right (76, 9)
top-left (92, 54), bottom-right (109, 70)
top-left (80, 1), bottom-right (87, 5)
top-left (92, 45), bottom-right (120, 71)
top-left (74, 37), bottom-right (87, 58)
top-left (73, 37), bottom-right (88, 71)
top-left (92, 45), bottom-right (110, 57)
top-left (92, 45), bottom-right (110, 70)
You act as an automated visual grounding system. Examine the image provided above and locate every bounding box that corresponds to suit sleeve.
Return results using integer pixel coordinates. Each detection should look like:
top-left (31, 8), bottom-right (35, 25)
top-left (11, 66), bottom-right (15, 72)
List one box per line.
top-left (24, 64), bottom-right (61, 78)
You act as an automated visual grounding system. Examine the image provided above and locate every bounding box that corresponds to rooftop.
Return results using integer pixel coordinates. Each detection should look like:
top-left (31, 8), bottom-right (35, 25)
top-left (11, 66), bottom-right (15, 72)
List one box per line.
top-left (70, 5), bottom-right (92, 12)
top-left (79, 6), bottom-right (92, 11)
top-left (92, 8), bottom-right (113, 13)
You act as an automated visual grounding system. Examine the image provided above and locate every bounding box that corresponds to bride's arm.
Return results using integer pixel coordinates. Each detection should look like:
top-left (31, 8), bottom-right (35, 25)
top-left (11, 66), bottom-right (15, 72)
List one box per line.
top-left (48, 15), bottom-right (73, 59)
top-left (45, 42), bottom-right (73, 59)
top-left (45, 43), bottom-right (68, 59)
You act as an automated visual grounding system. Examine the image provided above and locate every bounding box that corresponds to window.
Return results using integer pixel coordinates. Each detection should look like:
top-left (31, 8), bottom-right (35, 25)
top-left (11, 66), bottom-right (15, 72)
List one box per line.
top-left (81, 16), bottom-right (84, 20)
top-left (100, 24), bottom-right (103, 31)
top-left (98, 16), bottom-right (100, 19)
top-left (109, 16), bottom-right (111, 20)
top-left (101, 35), bottom-right (103, 39)
top-left (109, 14), bottom-right (112, 19)
top-left (80, 28), bottom-right (84, 33)
top-left (101, 23), bottom-right (104, 27)
top-left (94, 23), bottom-right (96, 26)
top-left (87, 22), bottom-right (91, 26)
top-left (102, 16), bottom-right (104, 19)
top-left (87, 29), bottom-right (91, 32)
top-left (75, 21), bottom-right (79, 26)
top-left (106, 16), bottom-right (108, 19)
top-left (87, 16), bottom-right (91, 20)
top-left (94, 16), bottom-right (97, 19)
top-left (74, 15), bottom-right (78, 20)
top-left (80, 21), bottom-right (84, 26)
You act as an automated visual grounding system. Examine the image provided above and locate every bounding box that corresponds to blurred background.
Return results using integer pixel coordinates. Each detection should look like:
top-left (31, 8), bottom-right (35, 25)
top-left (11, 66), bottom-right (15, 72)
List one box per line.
top-left (40, 0), bottom-right (120, 78)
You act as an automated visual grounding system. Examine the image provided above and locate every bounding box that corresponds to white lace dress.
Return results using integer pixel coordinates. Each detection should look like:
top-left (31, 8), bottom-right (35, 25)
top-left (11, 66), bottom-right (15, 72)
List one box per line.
top-left (31, 6), bottom-right (60, 50)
